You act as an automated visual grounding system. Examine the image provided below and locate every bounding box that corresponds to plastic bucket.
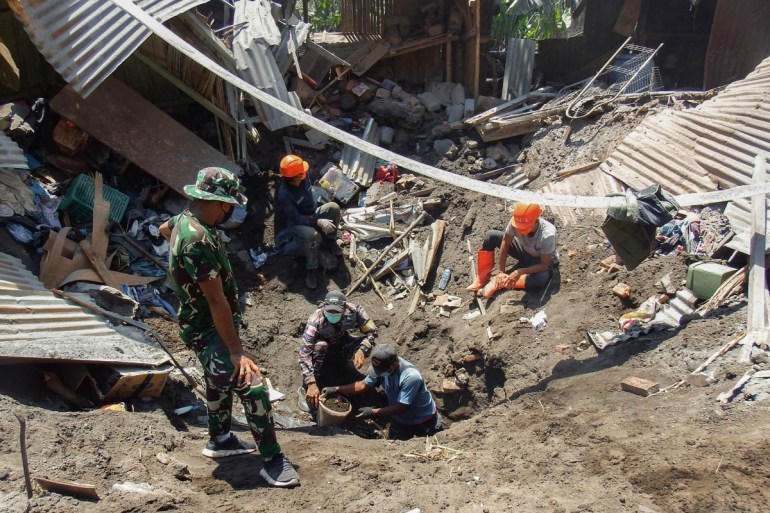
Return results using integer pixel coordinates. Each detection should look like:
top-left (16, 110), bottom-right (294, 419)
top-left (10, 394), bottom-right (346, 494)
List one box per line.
top-left (317, 394), bottom-right (351, 427)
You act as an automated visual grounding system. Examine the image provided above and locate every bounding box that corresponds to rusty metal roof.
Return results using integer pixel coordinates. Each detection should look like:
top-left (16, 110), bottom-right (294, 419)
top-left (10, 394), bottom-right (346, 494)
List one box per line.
top-left (599, 56), bottom-right (770, 253)
top-left (8, 0), bottom-right (206, 98)
top-left (0, 252), bottom-right (169, 366)
top-left (0, 132), bottom-right (28, 169)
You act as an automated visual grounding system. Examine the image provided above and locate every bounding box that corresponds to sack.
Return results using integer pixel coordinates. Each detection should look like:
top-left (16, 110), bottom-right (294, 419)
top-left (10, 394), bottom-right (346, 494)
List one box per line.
top-left (602, 185), bottom-right (680, 271)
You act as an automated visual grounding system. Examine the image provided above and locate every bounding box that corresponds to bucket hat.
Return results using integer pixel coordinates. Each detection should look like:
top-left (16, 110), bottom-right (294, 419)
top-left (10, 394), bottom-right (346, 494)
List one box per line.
top-left (184, 167), bottom-right (247, 206)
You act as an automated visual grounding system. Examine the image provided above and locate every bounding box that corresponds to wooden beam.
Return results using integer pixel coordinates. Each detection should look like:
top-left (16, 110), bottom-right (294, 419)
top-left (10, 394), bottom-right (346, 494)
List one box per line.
top-left (744, 154), bottom-right (770, 359)
top-left (135, 52), bottom-right (236, 129)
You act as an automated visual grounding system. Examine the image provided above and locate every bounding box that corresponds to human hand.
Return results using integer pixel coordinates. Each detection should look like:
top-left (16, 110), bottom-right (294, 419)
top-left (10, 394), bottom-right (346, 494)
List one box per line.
top-left (356, 406), bottom-right (375, 419)
top-left (229, 352), bottom-right (262, 387)
top-left (353, 348), bottom-right (366, 369)
top-left (316, 218), bottom-right (336, 235)
top-left (494, 272), bottom-right (510, 287)
top-left (306, 383), bottom-right (321, 409)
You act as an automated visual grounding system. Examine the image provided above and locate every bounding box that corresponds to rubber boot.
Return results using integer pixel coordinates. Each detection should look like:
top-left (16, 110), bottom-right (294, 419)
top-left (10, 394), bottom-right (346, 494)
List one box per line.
top-left (466, 250), bottom-right (495, 292)
top-left (481, 273), bottom-right (527, 299)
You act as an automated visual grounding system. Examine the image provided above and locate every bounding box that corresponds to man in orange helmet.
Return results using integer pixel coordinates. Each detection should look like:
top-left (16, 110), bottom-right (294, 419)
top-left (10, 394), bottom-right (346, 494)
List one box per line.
top-left (276, 154), bottom-right (341, 289)
top-left (466, 202), bottom-right (558, 298)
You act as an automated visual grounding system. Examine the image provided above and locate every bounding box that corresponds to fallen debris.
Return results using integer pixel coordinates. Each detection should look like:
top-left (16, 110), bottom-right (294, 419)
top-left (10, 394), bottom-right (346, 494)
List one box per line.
top-left (35, 477), bottom-right (100, 500)
top-left (621, 377), bottom-right (660, 397)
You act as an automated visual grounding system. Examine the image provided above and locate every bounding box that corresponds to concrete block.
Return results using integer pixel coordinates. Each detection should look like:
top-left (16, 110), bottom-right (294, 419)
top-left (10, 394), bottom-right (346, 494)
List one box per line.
top-left (446, 104), bottom-right (465, 123)
top-left (620, 376), bottom-right (660, 397)
top-left (418, 91), bottom-right (441, 112)
top-left (451, 83), bottom-right (465, 105)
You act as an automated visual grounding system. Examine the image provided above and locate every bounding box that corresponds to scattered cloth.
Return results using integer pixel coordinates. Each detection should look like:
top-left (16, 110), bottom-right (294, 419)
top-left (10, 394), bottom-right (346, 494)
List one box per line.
top-left (6, 223), bottom-right (33, 244)
top-left (521, 310), bottom-right (547, 331)
top-left (249, 246), bottom-right (276, 270)
top-left (0, 169), bottom-right (36, 215)
top-left (122, 285), bottom-right (176, 319)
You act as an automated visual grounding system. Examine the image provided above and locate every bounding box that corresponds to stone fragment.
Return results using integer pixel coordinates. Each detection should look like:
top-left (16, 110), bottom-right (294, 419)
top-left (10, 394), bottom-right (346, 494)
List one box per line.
top-left (620, 376), bottom-right (660, 396)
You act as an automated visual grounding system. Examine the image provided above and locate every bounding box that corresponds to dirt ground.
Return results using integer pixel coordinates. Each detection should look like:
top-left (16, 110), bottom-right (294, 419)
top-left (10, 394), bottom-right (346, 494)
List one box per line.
top-left (1, 105), bottom-right (769, 513)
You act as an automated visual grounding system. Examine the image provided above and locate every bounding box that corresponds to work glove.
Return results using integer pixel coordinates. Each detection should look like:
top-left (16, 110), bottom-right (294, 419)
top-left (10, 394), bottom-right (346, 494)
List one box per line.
top-left (356, 407), bottom-right (375, 419)
top-left (321, 386), bottom-right (338, 397)
top-left (316, 218), bottom-right (336, 235)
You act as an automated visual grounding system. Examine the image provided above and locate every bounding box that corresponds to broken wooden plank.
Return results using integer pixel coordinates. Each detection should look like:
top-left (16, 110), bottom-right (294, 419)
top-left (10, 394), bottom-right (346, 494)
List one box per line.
top-left (372, 248), bottom-right (410, 281)
top-left (79, 240), bottom-right (120, 289)
top-left (419, 220), bottom-right (446, 287)
top-left (35, 476), bottom-right (99, 500)
top-left (50, 77), bottom-right (240, 195)
top-left (553, 160), bottom-right (601, 181)
top-left (346, 212), bottom-right (427, 295)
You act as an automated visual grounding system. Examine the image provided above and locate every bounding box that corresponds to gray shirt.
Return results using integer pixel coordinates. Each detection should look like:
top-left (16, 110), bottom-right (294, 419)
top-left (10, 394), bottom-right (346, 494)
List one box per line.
top-left (504, 218), bottom-right (558, 261)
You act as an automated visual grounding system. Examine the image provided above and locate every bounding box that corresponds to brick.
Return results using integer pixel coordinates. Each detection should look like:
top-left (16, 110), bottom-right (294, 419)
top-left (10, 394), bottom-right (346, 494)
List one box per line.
top-left (620, 376), bottom-right (659, 396)
top-left (612, 283), bottom-right (632, 299)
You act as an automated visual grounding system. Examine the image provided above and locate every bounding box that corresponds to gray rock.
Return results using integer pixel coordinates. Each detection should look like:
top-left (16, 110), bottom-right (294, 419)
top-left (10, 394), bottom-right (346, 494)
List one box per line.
top-left (433, 139), bottom-right (455, 156)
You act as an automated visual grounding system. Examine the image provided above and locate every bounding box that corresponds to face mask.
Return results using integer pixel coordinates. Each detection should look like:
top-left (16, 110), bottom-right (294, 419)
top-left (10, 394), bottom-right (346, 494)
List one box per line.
top-left (220, 204), bottom-right (234, 225)
top-left (324, 312), bottom-right (342, 324)
top-left (378, 369), bottom-right (393, 378)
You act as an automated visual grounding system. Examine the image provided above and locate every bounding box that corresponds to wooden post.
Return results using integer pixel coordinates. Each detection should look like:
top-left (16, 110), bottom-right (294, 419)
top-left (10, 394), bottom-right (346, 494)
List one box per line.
top-left (472, 0), bottom-right (481, 99)
top-left (743, 154), bottom-right (770, 360)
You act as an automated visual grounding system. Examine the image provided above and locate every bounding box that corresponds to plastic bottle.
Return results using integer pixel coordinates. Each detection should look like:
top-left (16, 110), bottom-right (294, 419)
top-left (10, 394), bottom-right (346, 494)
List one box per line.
top-left (438, 267), bottom-right (452, 290)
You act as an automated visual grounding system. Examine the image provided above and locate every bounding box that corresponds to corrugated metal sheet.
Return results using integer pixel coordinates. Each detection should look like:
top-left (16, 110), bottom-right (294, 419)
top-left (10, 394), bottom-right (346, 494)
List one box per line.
top-left (340, 117), bottom-right (379, 187)
top-left (8, 0), bottom-right (207, 98)
top-left (0, 132), bottom-right (28, 169)
top-left (233, 0), bottom-right (300, 131)
top-left (0, 252), bottom-right (169, 366)
top-left (540, 168), bottom-right (624, 226)
top-left (600, 56), bottom-right (770, 253)
top-left (704, 0), bottom-right (770, 89)
top-left (501, 38), bottom-right (535, 100)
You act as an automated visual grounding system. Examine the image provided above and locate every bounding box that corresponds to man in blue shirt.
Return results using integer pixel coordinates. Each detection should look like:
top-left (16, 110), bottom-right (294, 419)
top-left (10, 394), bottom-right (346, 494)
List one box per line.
top-left (275, 154), bottom-right (341, 289)
top-left (324, 345), bottom-right (445, 440)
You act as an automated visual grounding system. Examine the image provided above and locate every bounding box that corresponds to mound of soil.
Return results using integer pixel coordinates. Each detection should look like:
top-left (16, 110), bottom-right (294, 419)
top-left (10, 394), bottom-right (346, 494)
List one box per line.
top-left (1, 105), bottom-right (767, 513)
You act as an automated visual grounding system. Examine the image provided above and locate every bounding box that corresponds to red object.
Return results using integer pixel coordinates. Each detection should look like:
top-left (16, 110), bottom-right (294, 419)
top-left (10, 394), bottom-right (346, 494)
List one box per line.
top-left (376, 163), bottom-right (399, 183)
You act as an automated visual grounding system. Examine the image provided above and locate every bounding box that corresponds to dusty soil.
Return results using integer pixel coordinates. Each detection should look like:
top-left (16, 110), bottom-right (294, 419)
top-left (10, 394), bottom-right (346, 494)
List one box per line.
top-left (2, 105), bottom-right (769, 513)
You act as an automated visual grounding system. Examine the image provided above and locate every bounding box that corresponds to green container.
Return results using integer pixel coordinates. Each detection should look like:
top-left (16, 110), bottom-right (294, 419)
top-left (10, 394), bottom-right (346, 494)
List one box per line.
top-left (686, 262), bottom-right (737, 299)
top-left (59, 174), bottom-right (129, 224)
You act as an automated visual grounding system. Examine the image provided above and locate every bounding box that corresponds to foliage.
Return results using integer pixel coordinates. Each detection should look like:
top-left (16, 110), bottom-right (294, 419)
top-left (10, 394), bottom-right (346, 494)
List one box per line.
top-left (304, 0), bottom-right (342, 32)
top-left (491, 0), bottom-right (575, 42)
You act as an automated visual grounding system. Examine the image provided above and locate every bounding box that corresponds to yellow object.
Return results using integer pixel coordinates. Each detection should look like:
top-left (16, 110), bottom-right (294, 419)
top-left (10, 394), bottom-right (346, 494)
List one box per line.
top-left (99, 402), bottom-right (126, 412)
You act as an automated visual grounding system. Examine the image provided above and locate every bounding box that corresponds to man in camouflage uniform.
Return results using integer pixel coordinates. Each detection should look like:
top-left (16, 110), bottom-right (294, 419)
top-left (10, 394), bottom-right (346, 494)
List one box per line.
top-left (298, 290), bottom-right (377, 411)
top-left (160, 167), bottom-right (299, 488)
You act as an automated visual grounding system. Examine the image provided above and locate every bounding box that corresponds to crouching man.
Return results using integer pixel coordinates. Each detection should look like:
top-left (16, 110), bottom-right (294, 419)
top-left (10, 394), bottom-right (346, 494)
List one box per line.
top-left (324, 345), bottom-right (445, 440)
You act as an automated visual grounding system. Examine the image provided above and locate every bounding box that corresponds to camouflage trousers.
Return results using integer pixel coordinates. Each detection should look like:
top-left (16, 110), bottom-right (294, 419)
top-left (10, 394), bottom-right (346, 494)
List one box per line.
top-left (195, 335), bottom-right (281, 457)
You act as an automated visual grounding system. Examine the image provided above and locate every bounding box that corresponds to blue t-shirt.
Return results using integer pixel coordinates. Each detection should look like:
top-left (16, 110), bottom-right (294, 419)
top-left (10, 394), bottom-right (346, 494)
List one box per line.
top-left (364, 357), bottom-right (436, 425)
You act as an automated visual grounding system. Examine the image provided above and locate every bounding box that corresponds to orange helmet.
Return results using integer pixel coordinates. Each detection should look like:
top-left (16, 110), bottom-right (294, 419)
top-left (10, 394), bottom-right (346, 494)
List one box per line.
top-left (511, 202), bottom-right (542, 234)
top-left (280, 154), bottom-right (309, 179)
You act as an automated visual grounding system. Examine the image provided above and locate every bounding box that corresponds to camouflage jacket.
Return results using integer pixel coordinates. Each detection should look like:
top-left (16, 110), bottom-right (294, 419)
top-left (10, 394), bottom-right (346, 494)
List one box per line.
top-left (168, 211), bottom-right (240, 345)
top-left (298, 303), bottom-right (377, 384)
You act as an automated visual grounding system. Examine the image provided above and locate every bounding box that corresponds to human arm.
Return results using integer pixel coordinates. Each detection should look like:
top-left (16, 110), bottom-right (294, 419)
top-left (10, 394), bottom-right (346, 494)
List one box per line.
top-left (298, 314), bottom-right (323, 408)
top-left (159, 216), bottom-right (178, 241)
top-left (159, 221), bottom-right (172, 241)
top-left (356, 402), bottom-right (407, 419)
top-left (506, 253), bottom-right (552, 284)
top-left (199, 277), bottom-right (260, 387)
top-left (352, 307), bottom-right (377, 369)
top-left (278, 183), bottom-right (316, 227)
top-left (334, 380), bottom-right (373, 396)
top-left (497, 232), bottom-right (514, 273)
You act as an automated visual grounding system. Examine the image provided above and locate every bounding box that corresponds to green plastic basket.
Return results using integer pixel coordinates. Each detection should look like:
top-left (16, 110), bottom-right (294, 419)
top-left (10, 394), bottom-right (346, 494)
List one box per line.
top-left (59, 174), bottom-right (129, 224)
